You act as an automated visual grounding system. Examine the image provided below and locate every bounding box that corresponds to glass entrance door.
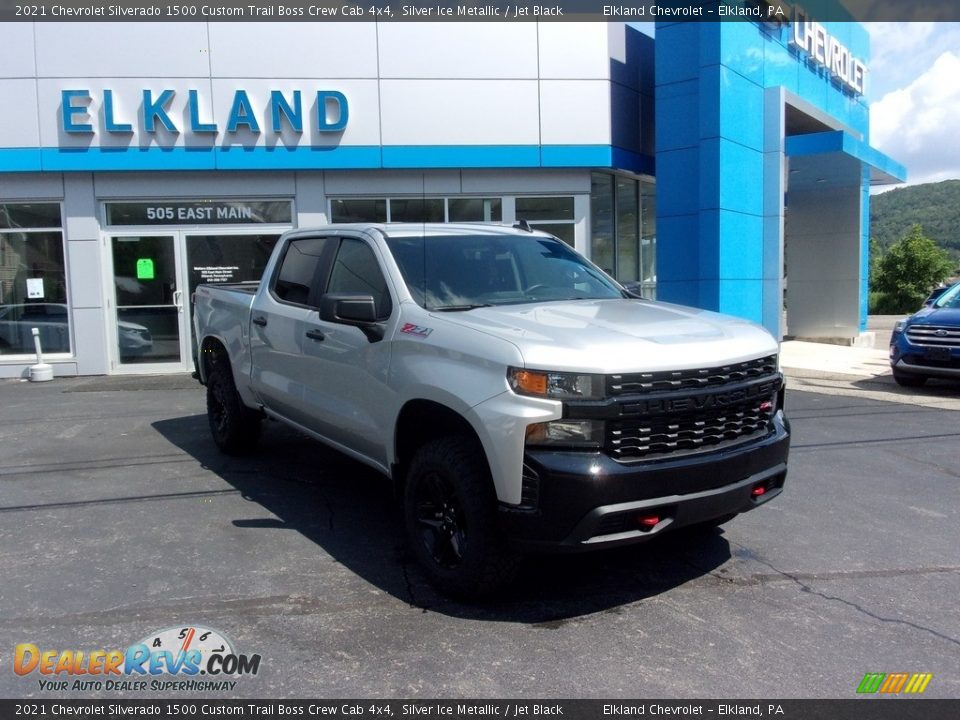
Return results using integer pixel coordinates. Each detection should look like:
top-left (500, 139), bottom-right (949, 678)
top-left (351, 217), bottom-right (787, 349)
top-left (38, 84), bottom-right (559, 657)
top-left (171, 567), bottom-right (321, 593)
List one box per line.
top-left (110, 235), bottom-right (187, 369)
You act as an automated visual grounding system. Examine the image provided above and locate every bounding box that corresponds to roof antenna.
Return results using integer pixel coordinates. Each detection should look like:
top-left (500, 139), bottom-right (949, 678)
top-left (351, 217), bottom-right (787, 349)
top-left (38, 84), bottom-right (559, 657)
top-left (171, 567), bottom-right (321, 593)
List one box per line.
top-left (513, 218), bottom-right (532, 232)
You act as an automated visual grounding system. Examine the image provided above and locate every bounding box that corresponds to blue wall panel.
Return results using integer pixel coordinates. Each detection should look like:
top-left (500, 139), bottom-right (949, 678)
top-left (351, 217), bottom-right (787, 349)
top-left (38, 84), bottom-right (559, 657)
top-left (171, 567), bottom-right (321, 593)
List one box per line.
top-left (655, 13), bottom-right (892, 337)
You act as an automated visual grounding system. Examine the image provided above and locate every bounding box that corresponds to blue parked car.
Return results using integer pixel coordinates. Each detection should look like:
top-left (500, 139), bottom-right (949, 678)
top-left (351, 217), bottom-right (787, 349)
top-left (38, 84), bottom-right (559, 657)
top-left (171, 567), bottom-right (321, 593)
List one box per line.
top-left (890, 282), bottom-right (960, 387)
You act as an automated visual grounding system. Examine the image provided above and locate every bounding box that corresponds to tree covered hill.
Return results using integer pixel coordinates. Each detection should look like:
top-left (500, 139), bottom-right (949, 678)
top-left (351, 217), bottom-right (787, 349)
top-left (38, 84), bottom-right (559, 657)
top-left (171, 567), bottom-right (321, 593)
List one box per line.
top-left (870, 180), bottom-right (960, 259)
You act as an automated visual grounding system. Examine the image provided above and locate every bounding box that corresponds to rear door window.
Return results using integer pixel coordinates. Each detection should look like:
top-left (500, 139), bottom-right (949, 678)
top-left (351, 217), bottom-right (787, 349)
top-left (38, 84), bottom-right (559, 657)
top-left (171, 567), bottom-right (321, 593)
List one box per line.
top-left (272, 236), bottom-right (336, 306)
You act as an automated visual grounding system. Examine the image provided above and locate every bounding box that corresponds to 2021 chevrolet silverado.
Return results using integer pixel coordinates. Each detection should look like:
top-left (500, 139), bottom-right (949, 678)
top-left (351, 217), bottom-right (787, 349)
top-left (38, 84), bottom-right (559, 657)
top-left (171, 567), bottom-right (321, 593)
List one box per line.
top-left (193, 223), bottom-right (790, 597)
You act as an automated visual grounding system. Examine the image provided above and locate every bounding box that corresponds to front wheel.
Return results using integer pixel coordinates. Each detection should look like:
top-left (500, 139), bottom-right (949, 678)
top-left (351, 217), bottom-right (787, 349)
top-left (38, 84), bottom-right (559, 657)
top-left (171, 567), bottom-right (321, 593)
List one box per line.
top-left (206, 363), bottom-right (262, 454)
top-left (893, 370), bottom-right (927, 387)
top-left (404, 436), bottom-right (519, 599)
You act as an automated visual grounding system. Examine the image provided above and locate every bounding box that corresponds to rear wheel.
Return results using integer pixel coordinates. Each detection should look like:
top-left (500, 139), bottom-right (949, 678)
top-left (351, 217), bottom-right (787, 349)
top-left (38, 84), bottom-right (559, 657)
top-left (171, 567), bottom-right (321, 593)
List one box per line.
top-left (206, 355), bottom-right (261, 454)
top-left (893, 370), bottom-right (927, 387)
top-left (404, 436), bottom-right (518, 599)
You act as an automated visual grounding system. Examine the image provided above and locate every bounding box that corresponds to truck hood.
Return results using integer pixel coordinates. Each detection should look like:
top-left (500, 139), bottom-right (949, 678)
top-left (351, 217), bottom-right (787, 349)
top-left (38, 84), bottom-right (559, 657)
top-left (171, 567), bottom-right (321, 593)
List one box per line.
top-left (429, 299), bottom-right (779, 374)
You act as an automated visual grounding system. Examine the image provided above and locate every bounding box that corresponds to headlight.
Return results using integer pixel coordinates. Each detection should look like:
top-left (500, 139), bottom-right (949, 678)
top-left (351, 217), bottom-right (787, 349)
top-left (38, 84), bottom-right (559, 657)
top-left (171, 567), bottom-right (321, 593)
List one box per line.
top-left (893, 319), bottom-right (907, 334)
top-left (507, 367), bottom-right (604, 400)
top-left (525, 420), bottom-right (604, 449)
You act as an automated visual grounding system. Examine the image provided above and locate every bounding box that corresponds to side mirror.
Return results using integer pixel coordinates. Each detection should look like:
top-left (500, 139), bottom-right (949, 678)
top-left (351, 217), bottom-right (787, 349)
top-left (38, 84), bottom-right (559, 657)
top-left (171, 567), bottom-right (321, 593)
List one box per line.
top-left (319, 294), bottom-right (377, 325)
top-left (319, 294), bottom-right (384, 343)
top-left (621, 281), bottom-right (645, 299)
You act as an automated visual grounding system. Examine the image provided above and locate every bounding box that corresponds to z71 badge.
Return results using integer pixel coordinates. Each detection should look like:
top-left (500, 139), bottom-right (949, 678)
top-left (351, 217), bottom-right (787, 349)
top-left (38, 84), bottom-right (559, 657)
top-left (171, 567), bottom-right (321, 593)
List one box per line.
top-left (400, 323), bottom-right (433, 338)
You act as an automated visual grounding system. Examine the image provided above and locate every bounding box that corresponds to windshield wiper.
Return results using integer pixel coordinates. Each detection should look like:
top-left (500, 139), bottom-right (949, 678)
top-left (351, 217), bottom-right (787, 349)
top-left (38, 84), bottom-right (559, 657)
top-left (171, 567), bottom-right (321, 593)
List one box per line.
top-left (431, 304), bottom-right (493, 312)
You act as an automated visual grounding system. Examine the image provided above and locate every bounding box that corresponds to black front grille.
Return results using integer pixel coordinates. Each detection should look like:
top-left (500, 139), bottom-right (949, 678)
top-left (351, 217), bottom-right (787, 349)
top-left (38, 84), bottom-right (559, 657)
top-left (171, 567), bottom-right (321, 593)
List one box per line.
top-left (608, 355), bottom-right (778, 395)
top-left (607, 400), bottom-right (775, 461)
top-left (906, 325), bottom-right (960, 348)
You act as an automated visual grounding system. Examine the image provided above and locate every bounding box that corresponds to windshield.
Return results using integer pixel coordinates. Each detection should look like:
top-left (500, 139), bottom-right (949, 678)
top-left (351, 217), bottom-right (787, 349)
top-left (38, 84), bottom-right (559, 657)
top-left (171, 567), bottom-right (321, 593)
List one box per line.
top-left (933, 283), bottom-right (960, 309)
top-left (385, 233), bottom-right (625, 310)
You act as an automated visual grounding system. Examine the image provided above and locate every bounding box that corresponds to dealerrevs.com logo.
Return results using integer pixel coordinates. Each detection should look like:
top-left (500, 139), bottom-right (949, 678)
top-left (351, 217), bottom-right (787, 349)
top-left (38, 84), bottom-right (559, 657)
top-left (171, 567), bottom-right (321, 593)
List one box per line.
top-left (14, 625), bottom-right (261, 693)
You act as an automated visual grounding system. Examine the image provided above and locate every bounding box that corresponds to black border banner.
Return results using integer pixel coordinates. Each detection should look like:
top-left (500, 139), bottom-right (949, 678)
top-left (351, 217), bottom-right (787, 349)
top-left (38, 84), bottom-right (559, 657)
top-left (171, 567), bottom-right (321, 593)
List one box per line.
top-left (1, 0), bottom-right (960, 22)
top-left (1, 700), bottom-right (959, 720)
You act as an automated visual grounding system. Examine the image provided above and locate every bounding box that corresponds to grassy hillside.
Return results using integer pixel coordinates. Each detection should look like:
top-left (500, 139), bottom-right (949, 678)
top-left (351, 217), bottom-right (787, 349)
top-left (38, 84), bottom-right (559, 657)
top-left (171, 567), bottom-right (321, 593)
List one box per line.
top-left (870, 179), bottom-right (960, 259)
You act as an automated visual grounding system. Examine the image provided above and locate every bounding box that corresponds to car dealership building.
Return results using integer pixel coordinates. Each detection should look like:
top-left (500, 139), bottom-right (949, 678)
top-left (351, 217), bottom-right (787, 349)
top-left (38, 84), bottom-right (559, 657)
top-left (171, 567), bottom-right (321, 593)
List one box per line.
top-left (0, 18), bottom-right (904, 377)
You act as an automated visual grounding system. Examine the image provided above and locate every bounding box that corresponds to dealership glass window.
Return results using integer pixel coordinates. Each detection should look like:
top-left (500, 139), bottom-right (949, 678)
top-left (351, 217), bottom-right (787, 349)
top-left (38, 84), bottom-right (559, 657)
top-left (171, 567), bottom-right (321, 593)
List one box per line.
top-left (0, 203), bottom-right (69, 356)
top-left (640, 180), bottom-right (657, 298)
top-left (589, 174), bottom-right (656, 297)
top-left (330, 197), bottom-right (503, 224)
top-left (448, 198), bottom-right (502, 222)
top-left (516, 196), bottom-right (575, 246)
top-left (330, 199), bottom-right (387, 224)
top-left (590, 175), bottom-right (615, 275)
top-left (390, 198), bottom-right (445, 223)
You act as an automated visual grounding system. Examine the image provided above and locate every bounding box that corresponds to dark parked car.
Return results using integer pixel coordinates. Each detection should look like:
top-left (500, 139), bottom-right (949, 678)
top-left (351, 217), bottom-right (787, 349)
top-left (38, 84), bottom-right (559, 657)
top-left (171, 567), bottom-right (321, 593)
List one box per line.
top-left (922, 285), bottom-right (950, 307)
top-left (889, 282), bottom-right (960, 386)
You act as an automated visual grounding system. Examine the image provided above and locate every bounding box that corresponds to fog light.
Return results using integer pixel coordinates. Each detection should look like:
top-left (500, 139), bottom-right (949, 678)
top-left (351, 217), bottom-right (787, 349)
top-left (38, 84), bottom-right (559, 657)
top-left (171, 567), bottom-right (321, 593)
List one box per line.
top-left (525, 420), bottom-right (603, 449)
top-left (638, 514), bottom-right (660, 529)
top-left (751, 485), bottom-right (767, 497)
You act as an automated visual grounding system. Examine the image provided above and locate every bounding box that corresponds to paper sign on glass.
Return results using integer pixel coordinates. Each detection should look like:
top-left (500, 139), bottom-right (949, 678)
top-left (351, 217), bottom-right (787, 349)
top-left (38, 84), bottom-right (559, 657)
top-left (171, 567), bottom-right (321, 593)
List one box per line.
top-left (26, 278), bottom-right (44, 299)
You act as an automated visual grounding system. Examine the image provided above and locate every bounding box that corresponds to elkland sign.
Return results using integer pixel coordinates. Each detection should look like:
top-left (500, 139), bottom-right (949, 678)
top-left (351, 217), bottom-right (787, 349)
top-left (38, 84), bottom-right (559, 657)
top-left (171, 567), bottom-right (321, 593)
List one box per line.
top-left (59, 88), bottom-right (349, 141)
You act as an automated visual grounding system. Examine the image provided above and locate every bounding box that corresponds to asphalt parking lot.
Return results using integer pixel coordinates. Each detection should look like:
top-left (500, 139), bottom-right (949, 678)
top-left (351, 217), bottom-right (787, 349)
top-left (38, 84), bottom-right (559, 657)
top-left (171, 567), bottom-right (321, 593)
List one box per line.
top-left (1, 373), bottom-right (958, 699)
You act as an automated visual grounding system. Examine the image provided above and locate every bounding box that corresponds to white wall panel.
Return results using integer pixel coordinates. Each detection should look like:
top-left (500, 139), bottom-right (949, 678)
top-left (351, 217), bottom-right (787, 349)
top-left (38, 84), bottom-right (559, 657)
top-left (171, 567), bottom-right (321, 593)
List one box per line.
top-left (35, 23), bottom-right (210, 77)
top-left (0, 173), bottom-right (62, 199)
top-left (539, 81), bottom-right (612, 145)
top-left (67, 238), bottom-right (103, 309)
top-left (324, 170), bottom-right (462, 195)
top-left (209, 23), bottom-right (378, 78)
top-left (63, 174), bottom-right (98, 241)
top-left (0, 22), bottom-right (37, 78)
top-left (0, 80), bottom-right (41, 147)
top-left (94, 172), bottom-right (296, 198)
top-left (461, 169), bottom-right (590, 194)
top-left (380, 80), bottom-right (539, 145)
top-left (378, 23), bottom-right (538, 79)
top-left (538, 24), bottom-right (612, 79)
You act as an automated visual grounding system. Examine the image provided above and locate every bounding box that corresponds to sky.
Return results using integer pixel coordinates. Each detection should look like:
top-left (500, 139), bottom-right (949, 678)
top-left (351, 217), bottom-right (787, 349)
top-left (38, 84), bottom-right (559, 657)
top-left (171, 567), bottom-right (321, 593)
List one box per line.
top-left (632, 22), bottom-right (960, 190)
top-left (866, 23), bottom-right (960, 189)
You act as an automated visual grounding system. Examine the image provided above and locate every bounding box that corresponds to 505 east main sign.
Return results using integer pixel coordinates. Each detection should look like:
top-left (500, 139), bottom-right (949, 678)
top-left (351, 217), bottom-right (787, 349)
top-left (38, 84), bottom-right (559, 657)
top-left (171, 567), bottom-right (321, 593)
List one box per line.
top-left (60, 88), bottom-right (349, 138)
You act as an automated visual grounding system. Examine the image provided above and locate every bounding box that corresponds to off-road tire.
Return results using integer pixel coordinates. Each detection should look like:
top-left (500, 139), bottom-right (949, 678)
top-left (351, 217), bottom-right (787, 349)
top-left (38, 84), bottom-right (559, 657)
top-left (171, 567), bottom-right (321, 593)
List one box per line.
top-left (206, 358), bottom-right (262, 454)
top-left (404, 436), bottom-right (519, 599)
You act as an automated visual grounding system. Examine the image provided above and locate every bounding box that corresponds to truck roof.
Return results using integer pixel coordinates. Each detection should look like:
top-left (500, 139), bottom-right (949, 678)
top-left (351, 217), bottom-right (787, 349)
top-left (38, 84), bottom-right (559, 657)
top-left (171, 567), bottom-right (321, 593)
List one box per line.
top-left (290, 222), bottom-right (553, 240)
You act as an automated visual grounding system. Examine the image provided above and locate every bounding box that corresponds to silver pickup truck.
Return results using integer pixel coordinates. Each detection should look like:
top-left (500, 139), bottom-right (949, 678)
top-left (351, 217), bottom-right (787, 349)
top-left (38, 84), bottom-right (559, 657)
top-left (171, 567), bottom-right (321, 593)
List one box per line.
top-left (193, 223), bottom-right (790, 597)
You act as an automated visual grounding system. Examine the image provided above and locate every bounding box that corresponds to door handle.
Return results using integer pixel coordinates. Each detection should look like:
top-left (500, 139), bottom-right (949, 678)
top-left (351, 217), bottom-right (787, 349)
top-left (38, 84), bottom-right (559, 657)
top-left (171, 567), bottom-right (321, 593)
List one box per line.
top-left (173, 290), bottom-right (183, 313)
top-left (252, 316), bottom-right (268, 327)
top-left (305, 329), bottom-right (325, 341)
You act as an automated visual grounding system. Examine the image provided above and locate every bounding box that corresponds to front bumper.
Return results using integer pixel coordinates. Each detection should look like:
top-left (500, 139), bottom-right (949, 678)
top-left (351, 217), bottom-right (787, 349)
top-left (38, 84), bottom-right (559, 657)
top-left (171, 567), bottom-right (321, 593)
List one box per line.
top-left (499, 412), bottom-right (790, 551)
top-left (890, 330), bottom-right (960, 378)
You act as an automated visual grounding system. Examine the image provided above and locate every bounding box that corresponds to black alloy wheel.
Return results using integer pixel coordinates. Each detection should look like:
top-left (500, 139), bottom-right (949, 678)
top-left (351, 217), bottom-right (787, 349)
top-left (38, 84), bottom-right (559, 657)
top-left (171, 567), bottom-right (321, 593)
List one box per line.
top-left (414, 470), bottom-right (469, 569)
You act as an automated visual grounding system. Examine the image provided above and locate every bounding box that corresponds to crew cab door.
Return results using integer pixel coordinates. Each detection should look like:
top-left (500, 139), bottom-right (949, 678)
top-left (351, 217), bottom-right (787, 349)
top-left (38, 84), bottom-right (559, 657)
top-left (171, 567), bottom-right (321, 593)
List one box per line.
top-left (298, 235), bottom-right (396, 467)
top-left (249, 234), bottom-right (337, 426)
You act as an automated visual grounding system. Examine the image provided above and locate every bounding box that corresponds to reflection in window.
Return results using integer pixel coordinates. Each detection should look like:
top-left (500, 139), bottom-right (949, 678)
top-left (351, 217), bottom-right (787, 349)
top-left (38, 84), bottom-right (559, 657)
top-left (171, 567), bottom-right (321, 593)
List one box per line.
top-left (331, 199), bottom-right (387, 223)
top-left (329, 197), bottom-right (503, 224)
top-left (589, 174), bottom-right (656, 298)
top-left (448, 198), bottom-right (502, 222)
top-left (0, 203), bottom-right (68, 356)
top-left (275, 237), bottom-right (331, 306)
top-left (518, 197), bottom-right (576, 247)
top-left (327, 239), bottom-right (392, 319)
